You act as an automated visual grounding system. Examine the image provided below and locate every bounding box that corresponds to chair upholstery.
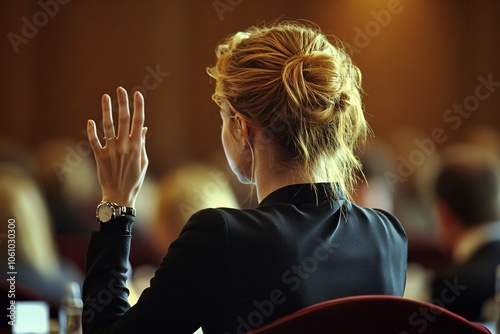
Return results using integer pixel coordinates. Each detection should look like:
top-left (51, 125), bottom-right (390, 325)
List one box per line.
top-left (250, 295), bottom-right (491, 334)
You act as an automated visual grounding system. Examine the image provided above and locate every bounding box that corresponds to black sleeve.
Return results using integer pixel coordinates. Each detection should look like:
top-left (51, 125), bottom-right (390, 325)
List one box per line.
top-left (99, 215), bottom-right (134, 235)
top-left (82, 209), bottom-right (229, 334)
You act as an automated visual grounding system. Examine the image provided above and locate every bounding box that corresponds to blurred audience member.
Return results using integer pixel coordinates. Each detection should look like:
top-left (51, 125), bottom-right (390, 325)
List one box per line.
top-left (148, 163), bottom-right (239, 260)
top-left (132, 163), bottom-right (239, 296)
top-left (430, 145), bottom-right (500, 322)
top-left (388, 126), bottom-right (438, 241)
top-left (34, 138), bottom-right (101, 233)
top-left (0, 164), bottom-right (83, 309)
top-left (384, 127), bottom-right (450, 274)
top-left (354, 140), bottom-right (395, 213)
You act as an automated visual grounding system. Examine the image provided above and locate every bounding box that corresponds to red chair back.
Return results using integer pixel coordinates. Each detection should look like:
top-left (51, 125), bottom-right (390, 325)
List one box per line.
top-left (250, 295), bottom-right (491, 334)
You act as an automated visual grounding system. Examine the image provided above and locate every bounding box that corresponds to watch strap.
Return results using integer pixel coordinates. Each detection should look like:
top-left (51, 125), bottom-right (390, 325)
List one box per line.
top-left (117, 206), bottom-right (136, 217)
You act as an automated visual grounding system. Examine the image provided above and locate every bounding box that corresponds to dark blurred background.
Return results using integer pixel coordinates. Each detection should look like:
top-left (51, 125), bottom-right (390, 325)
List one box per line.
top-left (1, 0), bottom-right (499, 175)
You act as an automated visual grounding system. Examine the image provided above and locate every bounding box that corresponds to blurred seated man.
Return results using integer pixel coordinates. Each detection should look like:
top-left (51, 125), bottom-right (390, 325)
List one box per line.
top-left (431, 145), bottom-right (500, 322)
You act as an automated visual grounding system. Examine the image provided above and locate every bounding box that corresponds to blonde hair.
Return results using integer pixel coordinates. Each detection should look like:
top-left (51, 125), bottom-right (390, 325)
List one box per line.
top-left (207, 20), bottom-right (369, 199)
top-left (0, 164), bottom-right (59, 278)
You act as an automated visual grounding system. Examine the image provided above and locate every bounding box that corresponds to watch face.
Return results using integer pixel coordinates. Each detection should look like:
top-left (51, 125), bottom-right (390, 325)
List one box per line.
top-left (97, 203), bottom-right (114, 223)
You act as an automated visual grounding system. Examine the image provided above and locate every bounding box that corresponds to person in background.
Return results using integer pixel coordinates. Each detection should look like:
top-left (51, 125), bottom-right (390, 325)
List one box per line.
top-left (132, 163), bottom-right (239, 334)
top-left (0, 164), bottom-right (83, 313)
top-left (34, 138), bottom-right (101, 234)
top-left (353, 140), bottom-right (395, 213)
top-left (149, 163), bottom-right (239, 257)
top-left (431, 144), bottom-right (500, 322)
top-left (133, 163), bottom-right (239, 291)
top-left (82, 20), bottom-right (407, 333)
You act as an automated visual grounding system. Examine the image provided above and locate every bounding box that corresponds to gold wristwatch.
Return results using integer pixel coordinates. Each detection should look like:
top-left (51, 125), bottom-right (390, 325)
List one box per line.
top-left (96, 201), bottom-right (136, 223)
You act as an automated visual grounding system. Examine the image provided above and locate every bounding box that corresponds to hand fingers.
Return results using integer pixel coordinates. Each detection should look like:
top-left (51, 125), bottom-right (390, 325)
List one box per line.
top-left (98, 87), bottom-right (143, 146)
top-left (87, 120), bottom-right (103, 151)
top-left (117, 87), bottom-right (131, 140)
top-left (101, 94), bottom-right (115, 141)
top-left (130, 91), bottom-right (145, 142)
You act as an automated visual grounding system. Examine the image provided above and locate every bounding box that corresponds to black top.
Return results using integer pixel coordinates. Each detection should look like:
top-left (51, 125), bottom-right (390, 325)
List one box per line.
top-left (431, 240), bottom-right (500, 322)
top-left (82, 183), bottom-right (407, 334)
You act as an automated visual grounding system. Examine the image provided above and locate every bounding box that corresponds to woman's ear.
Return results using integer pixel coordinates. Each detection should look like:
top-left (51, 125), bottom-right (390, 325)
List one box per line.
top-left (235, 115), bottom-right (253, 146)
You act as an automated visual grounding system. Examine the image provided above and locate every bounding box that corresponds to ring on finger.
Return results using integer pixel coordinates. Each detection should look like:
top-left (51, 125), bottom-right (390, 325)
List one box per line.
top-left (103, 136), bottom-right (117, 141)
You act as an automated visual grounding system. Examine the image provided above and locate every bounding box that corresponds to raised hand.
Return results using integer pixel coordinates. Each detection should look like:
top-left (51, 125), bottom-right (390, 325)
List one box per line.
top-left (87, 87), bottom-right (148, 207)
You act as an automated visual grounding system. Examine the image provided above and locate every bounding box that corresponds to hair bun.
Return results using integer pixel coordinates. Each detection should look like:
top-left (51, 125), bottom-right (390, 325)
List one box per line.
top-left (282, 54), bottom-right (308, 90)
top-left (282, 54), bottom-right (316, 108)
top-left (282, 52), bottom-right (340, 121)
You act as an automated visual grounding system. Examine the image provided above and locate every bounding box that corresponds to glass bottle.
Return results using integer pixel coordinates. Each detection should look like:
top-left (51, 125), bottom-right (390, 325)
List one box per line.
top-left (60, 282), bottom-right (83, 334)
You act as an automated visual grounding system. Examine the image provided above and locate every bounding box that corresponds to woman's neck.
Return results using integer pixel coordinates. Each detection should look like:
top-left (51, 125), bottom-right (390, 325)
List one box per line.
top-left (253, 152), bottom-right (309, 202)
